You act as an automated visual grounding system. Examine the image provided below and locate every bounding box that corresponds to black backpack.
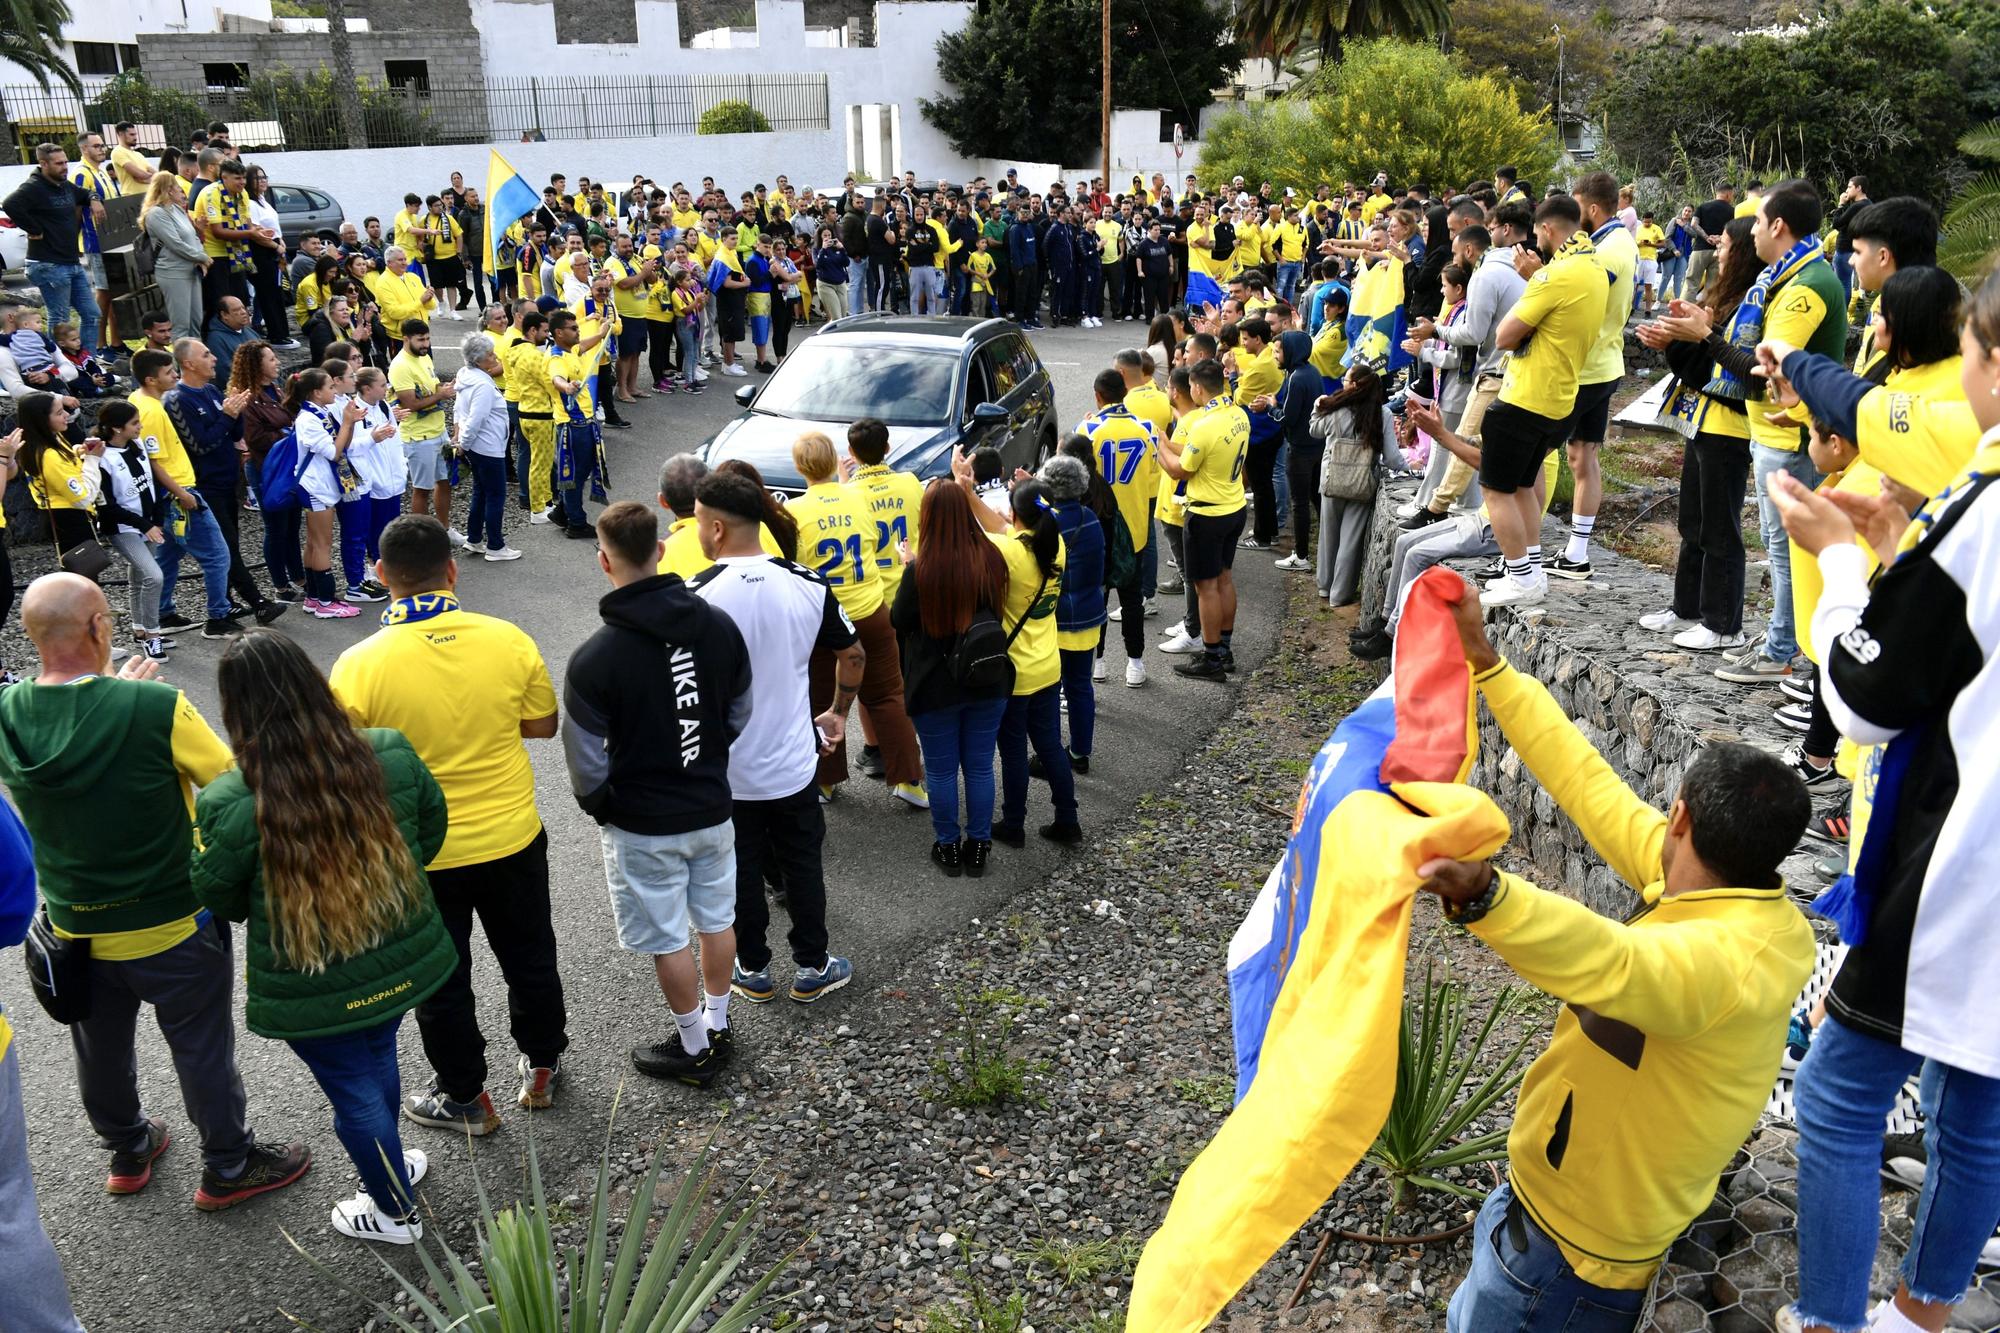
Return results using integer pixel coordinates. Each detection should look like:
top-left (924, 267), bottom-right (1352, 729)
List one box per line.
top-left (947, 570), bottom-right (1047, 691)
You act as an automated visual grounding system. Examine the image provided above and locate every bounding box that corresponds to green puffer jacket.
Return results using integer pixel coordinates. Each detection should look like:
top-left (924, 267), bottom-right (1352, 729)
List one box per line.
top-left (191, 728), bottom-right (456, 1041)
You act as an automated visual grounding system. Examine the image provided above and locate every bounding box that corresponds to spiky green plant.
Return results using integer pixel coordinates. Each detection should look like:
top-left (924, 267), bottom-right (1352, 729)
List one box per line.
top-left (1942, 121), bottom-right (2000, 282)
top-left (1363, 962), bottom-right (1536, 1217)
top-left (282, 1105), bottom-right (792, 1331)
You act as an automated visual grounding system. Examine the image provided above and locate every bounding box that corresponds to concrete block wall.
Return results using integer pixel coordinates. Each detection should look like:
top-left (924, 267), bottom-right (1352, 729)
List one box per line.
top-left (133, 31), bottom-right (487, 92)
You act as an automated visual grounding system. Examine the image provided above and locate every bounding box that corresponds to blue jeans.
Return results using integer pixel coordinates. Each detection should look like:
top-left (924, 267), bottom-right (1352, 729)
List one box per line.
top-left (851, 257), bottom-right (871, 311)
top-left (1058, 647), bottom-right (1097, 757)
top-left (157, 499), bottom-right (234, 621)
top-left (677, 321), bottom-right (699, 384)
top-left (0, 1029), bottom-right (86, 1333)
top-left (1271, 440), bottom-right (1291, 531)
top-left (1276, 261), bottom-right (1303, 304)
top-left (1751, 443), bottom-right (1822, 661)
top-left (1832, 250), bottom-right (1854, 307)
top-left (1661, 254), bottom-right (1688, 301)
top-left (1793, 1015), bottom-right (2000, 1331)
top-left (288, 1016), bottom-right (416, 1219)
top-left (911, 696), bottom-right (1006, 843)
top-left (1447, 1182), bottom-right (1645, 1332)
top-left (465, 452), bottom-right (508, 549)
top-left (26, 260), bottom-right (99, 353)
top-left (998, 685), bottom-right (1077, 832)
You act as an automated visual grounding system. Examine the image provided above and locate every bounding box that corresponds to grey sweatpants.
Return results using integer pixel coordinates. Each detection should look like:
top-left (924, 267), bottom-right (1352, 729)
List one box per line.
top-left (0, 1030), bottom-right (87, 1332)
top-left (109, 530), bottom-right (164, 635)
top-left (1383, 513), bottom-right (1497, 632)
top-left (70, 918), bottom-right (252, 1171)
top-left (1317, 493), bottom-right (1376, 606)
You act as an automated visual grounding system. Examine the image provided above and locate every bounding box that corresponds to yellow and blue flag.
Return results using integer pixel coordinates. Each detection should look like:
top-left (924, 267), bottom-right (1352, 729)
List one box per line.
top-left (1344, 255), bottom-right (1410, 374)
top-left (484, 149), bottom-right (540, 277)
top-left (1130, 568), bottom-right (1498, 1332)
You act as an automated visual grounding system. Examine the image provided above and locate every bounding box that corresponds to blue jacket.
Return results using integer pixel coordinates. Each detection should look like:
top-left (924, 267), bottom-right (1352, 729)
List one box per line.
top-left (1008, 220), bottom-right (1038, 271)
top-left (813, 247), bottom-right (850, 284)
top-left (1045, 222), bottom-right (1076, 275)
top-left (1051, 500), bottom-right (1106, 634)
top-left (0, 800), bottom-right (31, 950)
top-left (164, 381), bottom-right (246, 491)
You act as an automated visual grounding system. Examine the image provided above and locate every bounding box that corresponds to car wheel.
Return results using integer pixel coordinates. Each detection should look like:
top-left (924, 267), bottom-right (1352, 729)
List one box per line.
top-left (1036, 430), bottom-right (1056, 466)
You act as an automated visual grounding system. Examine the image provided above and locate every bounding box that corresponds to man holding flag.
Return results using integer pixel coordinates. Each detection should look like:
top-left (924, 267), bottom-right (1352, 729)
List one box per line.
top-left (482, 150), bottom-right (542, 312)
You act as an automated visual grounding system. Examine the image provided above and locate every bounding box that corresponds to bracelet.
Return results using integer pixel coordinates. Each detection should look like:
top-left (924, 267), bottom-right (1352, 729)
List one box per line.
top-left (1442, 865), bottom-right (1500, 926)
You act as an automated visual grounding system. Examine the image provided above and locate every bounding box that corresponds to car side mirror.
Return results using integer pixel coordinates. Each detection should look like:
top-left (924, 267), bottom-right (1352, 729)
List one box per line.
top-left (970, 401), bottom-right (1008, 424)
top-left (734, 383), bottom-right (758, 408)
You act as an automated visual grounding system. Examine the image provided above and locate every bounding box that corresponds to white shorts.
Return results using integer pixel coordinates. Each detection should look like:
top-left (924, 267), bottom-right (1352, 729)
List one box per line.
top-left (1635, 259), bottom-right (1660, 286)
top-left (600, 820), bottom-right (736, 955)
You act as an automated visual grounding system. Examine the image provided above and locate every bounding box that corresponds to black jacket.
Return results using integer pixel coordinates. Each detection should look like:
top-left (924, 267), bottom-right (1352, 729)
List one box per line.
top-left (4, 172), bottom-right (92, 266)
top-left (561, 574), bottom-right (753, 835)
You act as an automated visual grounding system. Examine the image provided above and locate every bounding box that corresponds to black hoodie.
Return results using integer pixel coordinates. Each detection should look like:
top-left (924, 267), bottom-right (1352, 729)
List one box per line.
top-left (561, 573), bottom-right (753, 835)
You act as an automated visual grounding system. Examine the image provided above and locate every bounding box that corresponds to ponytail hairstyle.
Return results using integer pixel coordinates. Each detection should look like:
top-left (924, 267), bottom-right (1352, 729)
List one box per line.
top-left (95, 398), bottom-right (141, 445)
top-left (713, 458), bottom-right (799, 560)
top-left (1324, 363), bottom-right (1387, 456)
top-left (1007, 477), bottom-right (1062, 577)
top-left (281, 368), bottom-right (329, 417)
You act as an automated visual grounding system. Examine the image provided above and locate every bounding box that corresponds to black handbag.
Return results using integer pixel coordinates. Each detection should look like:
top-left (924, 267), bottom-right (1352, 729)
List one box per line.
top-left (55, 529), bottom-right (113, 581)
top-left (22, 906), bottom-right (91, 1024)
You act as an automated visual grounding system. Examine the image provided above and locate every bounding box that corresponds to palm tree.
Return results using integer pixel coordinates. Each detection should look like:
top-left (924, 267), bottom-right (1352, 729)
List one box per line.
top-left (1235, 0), bottom-right (1448, 63)
top-left (1, 0), bottom-right (83, 98)
top-left (1942, 121), bottom-right (2000, 282)
top-left (322, 0), bottom-right (369, 148)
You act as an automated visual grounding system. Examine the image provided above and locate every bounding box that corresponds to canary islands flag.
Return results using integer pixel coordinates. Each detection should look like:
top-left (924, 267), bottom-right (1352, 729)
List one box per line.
top-left (1129, 567), bottom-right (1507, 1331)
top-left (1344, 254), bottom-right (1410, 374)
top-left (1183, 269), bottom-right (1226, 313)
top-left (484, 149), bottom-right (540, 276)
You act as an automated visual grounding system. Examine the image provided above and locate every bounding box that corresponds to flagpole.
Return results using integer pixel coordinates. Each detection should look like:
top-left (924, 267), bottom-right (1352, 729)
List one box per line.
top-left (1101, 0), bottom-right (1112, 198)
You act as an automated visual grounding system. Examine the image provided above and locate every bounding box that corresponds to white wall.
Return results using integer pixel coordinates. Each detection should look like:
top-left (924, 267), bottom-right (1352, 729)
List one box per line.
top-left (470, 0), bottom-right (967, 177)
top-left (0, 0), bottom-right (274, 85)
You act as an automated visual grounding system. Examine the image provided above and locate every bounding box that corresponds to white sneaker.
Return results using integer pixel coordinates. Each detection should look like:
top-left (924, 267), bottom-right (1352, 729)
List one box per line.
top-left (1143, 597), bottom-right (1159, 617)
top-left (484, 546), bottom-right (524, 562)
top-left (1480, 577), bottom-right (1547, 609)
top-left (1108, 605), bottom-right (1122, 622)
top-left (1092, 657), bottom-right (1108, 682)
top-left (1393, 502), bottom-right (1419, 520)
top-left (1274, 553), bottom-right (1312, 571)
top-left (724, 363), bottom-right (749, 377)
top-left (1638, 607), bottom-right (1697, 634)
top-left (1159, 625), bottom-right (1203, 654)
top-left (1125, 659), bottom-right (1147, 687)
top-left (447, 527), bottom-right (471, 549)
top-left (529, 510), bottom-right (553, 525)
top-left (331, 1192), bottom-right (423, 1246)
top-left (1672, 623), bottom-right (1747, 651)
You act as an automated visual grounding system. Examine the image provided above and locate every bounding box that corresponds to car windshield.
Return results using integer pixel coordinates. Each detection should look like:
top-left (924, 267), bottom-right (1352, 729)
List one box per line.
top-left (751, 341), bottom-right (957, 427)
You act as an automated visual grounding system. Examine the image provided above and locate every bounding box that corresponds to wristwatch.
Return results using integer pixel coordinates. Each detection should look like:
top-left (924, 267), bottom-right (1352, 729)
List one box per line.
top-left (1443, 865), bottom-right (1500, 926)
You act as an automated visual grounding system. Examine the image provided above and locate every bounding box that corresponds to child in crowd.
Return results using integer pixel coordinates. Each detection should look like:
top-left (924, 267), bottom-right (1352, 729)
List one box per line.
top-left (53, 323), bottom-right (116, 398)
top-left (8, 306), bottom-right (66, 388)
top-left (969, 238), bottom-right (998, 318)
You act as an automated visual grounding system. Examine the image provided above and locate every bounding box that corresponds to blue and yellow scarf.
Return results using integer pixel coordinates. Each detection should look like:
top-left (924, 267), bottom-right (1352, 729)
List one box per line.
top-left (381, 590), bottom-right (458, 626)
top-left (1707, 235), bottom-right (1818, 401)
top-left (218, 187), bottom-right (256, 276)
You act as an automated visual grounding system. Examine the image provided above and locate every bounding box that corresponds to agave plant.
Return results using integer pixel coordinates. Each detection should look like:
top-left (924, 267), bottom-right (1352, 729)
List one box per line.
top-left (284, 1101), bottom-right (792, 1332)
top-left (1363, 961), bottom-right (1536, 1218)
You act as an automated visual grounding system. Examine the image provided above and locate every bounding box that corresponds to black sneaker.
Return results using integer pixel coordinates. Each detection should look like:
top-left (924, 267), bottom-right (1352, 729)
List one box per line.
top-left (106, 1118), bottom-right (170, 1195)
top-left (159, 612), bottom-right (194, 630)
top-left (1543, 554), bottom-right (1593, 580)
top-left (1398, 507), bottom-right (1446, 532)
top-left (1804, 799), bottom-right (1852, 846)
top-left (631, 1034), bottom-right (724, 1087)
top-left (1071, 753), bottom-right (1090, 775)
top-left (991, 823), bottom-right (1026, 849)
top-left (253, 601), bottom-right (290, 626)
top-left (1351, 630), bottom-right (1392, 661)
top-left (930, 838), bottom-right (963, 877)
top-left (271, 586), bottom-right (303, 604)
top-left (1783, 744), bottom-right (1839, 788)
top-left (1175, 657), bottom-right (1229, 682)
top-left (402, 1084), bottom-right (502, 1135)
top-left (1038, 821), bottom-right (1083, 844)
top-left (962, 839), bottom-right (990, 877)
top-left (202, 618), bottom-right (243, 640)
top-left (564, 525), bottom-right (597, 540)
top-left (857, 744), bottom-right (886, 780)
top-left (192, 1140), bottom-right (311, 1211)
top-left (1219, 648), bottom-right (1236, 673)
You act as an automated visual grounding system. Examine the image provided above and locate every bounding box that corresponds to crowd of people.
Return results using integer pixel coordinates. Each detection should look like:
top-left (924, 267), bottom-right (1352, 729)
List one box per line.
top-left (3, 117), bottom-right (2000, 1333)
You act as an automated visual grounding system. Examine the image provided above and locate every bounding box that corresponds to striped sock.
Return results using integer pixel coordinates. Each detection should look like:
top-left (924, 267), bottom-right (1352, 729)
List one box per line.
top-left (1565, 515), bottom-right (1594, 564)
top-left (1507, 555), bottom-right (1535, 588)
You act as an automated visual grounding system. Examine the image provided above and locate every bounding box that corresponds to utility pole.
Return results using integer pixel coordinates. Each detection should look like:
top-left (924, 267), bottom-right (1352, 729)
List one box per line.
top-left (1101, 0), bottom-right (1112, 198)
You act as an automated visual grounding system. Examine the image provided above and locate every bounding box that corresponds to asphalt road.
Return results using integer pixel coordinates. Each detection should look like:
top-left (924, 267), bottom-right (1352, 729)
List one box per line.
top-left (0, 317), bottom-right (1288, 1332)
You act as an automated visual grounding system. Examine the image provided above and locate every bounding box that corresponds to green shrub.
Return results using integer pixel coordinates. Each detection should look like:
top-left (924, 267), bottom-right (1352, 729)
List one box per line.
top-left (84, 73), bottom-right (208, 152)
top-left (698, 100), bottom-right (773, 135)
top-left (1198, 38), bottom-right (1560, 193)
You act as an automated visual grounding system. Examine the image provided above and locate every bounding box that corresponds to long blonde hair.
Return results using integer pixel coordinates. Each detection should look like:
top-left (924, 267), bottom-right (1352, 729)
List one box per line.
top-left (139, 170), bottom-right (184, 226)
top-left (216, 631), bottom-right (427, 974)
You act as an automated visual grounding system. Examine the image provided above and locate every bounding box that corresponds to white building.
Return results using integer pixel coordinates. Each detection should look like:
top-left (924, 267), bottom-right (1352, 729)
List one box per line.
top-left (0, 0), bottom-right (276, 89)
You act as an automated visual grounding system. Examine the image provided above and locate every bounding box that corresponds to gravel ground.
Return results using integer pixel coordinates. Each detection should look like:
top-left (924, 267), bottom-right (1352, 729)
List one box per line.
top-left (423, 583), bottom-right (1556, 1333)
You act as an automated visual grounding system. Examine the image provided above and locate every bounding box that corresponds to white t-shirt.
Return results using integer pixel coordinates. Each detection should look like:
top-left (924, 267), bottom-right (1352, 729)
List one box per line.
top-left (689, 554), bottom-right (859, 801)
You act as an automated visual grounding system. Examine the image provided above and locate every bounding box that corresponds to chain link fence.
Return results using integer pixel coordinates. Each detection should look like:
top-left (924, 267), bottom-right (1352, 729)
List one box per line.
top-left (2, 72), bottom-right (830, 161)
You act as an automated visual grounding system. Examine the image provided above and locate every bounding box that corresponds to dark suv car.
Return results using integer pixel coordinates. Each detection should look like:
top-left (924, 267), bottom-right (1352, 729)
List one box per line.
top-left (699, 314), bottom-right (1059, 494)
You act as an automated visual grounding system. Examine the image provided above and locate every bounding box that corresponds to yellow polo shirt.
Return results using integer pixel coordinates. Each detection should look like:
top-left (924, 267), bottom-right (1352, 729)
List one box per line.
top-left (131, 391), bottom-right (193, 488)
top-left (847, 463), bottom-right (924, 595)
top-left (1499, 238), bottom-right (1609, 422)
top-left (793, 481), bottom-right (883, 619)
top-left (993, 530), bottom-right (1063, 696)
top-left (1177, 396), bottom-right (1249, 516)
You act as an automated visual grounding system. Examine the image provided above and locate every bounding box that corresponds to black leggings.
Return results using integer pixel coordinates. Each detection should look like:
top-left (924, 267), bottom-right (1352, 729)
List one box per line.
top-left (1804, 660), bottom-right (1840, 761)
top-left (1246, 432), bottom-right (1282, 543)
top-left (1288, 442), bottom-right (1323, 556)
top-left (648, 318), bottom-right (675, 383)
